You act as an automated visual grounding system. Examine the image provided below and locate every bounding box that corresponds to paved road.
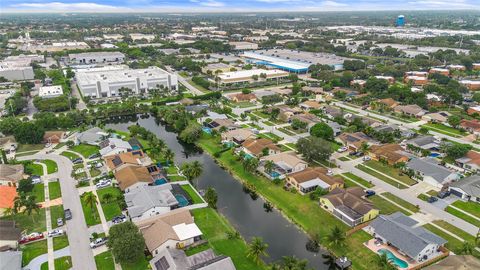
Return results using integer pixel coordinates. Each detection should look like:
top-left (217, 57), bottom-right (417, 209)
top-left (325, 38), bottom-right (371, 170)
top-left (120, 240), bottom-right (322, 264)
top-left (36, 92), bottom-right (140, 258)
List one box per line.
top-left (71, 80), bottom-right (87, 110)
top-left (20, 153), bottom-right (97, 270)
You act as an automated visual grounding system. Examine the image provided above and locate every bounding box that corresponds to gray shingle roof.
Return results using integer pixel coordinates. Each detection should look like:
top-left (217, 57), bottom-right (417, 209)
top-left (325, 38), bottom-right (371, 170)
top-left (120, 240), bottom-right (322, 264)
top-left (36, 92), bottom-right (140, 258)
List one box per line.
top-left (125, 185), bottom-right (178, 218)
top-left (407, 158), bottom-right (454, 184)
top-left (450, 174), bottom-right (480, 198)
top-left (370, 212), bottom-right (447, 259)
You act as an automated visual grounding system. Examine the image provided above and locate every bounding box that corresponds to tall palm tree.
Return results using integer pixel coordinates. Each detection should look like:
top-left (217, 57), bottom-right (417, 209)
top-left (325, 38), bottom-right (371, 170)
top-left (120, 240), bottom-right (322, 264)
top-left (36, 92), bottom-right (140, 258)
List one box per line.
top-left (280, 256), bottom-right (308, 270)
top-left (264, 160), bottom-right (275, 174)
top-left (83, 192), bottom-right (98, 218)
top-left (181, 161), bottom-right (203, 186)
top-left (13, 193), bottom-right (27, 214)
top-left (246, 237), bottom-right (269, 265)
top-left (326, 226), bottom-right (346, 247)
top-left (460, 241), bottom-right (475, 255)
top-left (164, 149), bottom-right (175, 166)
top-left (376, 253), bottom-right (396, 270)
top-left (102, 193), bottom-right (113, 203)
top-left (22, 196), bottom-right (40, 222)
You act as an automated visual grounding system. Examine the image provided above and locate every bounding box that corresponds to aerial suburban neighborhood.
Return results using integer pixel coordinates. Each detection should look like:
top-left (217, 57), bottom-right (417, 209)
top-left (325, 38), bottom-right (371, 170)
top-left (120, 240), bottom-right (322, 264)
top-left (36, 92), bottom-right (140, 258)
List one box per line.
top-left (0, 4), bottom-right (480, 270)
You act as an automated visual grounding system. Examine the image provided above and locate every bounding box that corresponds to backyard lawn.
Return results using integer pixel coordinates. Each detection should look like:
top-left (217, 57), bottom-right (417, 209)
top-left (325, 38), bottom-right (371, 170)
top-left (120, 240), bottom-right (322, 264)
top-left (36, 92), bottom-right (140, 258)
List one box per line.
top-left (1, 208), bottom-right (46, 233)
top-left (53, 235), bottom-right (69, 251)
top-left (181, 184), bottom-right (204, 204)
top-left (197, 136), bottom-right (382, 270)
top-left (41, 159), bottom-right (58, 174)
top-left (97, 187), bottom-right (123, 220)
top-left (356, 164), bottom-right (409, 189)
top-left (95, 251), bottom-right (115, 270)
top-left (69, 144), bottom-right (100, 158)
top-left (80, 194), bottom-right (101, 226)
top-left (450, 200), bottom-right (480, 219)
top-left (21, 240), bottom-right (48, 266)
top-left (50, 205), bottom-right (64, 229)
top-left (369, 195), bottom-right (411, 216)
top-left (382, 192), bottom-right (419, 213)
top-left (341, 173), bottom-right (374, 188)
top-left (60, 151), bottom-right (81, 161)
top-left (48, 182), bottom-right (62, 200)
top-left (363, 161), bottom-right (417, 186)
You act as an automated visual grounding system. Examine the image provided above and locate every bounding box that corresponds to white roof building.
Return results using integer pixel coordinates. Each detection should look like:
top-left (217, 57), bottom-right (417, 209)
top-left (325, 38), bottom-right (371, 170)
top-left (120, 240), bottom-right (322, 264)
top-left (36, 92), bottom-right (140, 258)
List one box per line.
top-left (68, 51), bottom-right (125, 65)
top-left (0, 60), bottom-right (34, 81)
top-left (172, 223), bottom-right (203, 241)
top-left (216, 69), bottom-right (289, 85)
top-left (130, 33), bottom-right (156, 42)
top-left (39, 85), bottom-right (63, 98)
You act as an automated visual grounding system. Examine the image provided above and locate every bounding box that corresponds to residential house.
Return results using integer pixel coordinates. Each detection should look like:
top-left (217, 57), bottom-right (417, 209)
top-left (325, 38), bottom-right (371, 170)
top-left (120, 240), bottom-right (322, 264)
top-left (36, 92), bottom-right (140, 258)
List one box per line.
top-left (0, 137), bottom-right (17, 154)
top-left (206, 118), bottom-right (239, 131)
top-left (0, 186), bottom-right (17, 212)
top-left (375, 75), bottom-right (395, 84)
top-left (322, 105), bottom-right (343, 120)
top-left (404, 75), bottom-right (428, 86)
top-left (221, 128), bottom-right (255, 145)
top-left (327, 121), bottom-right (342, 137)
top-left (290, 113), bottom-right (321, 130)
top-left (394, 104), bottom-right (426, 118)
top-left (447, 64), bottom-right (466, 71)
top-left (128, 137), bottom-right (143, 150)
top-left (0, 164), bottom-right (24, 187)
top-left (319, 187), bottom-right (379, 227)
top-left (43, 131), bottom-right (65, 144)
top-left (259, 152), bottom-right (308, 179)
top-left (276, 105), bottom-right (302, 122)
top-left (366, 212), bottom-right (447, 263)
top-left (99, 138), bottom-right (132, 157)
top-left (138, 209), bottom-right (203, 255)
top-left (229, 93), bottom-right (257, 103)
top-left (429, 68), bottom-right (450, 76)
top-left (0, 251), bottom-right (22, 270)
top-left (407, 158), bottom-right (459, 188)
top-left (350, 79), bottom-right (366, 88)
top-left (114, 164), bottom-right (154, 192)
top-left (422, 111), bottom-right (451, 124)
top-left (125, 184), bottom-right (179, 222)
top-left (337, 132), bottom-right (371, 151)
top-left (287, 167), bottom-right (344, 194)
top-left (241, 138), bottom-right (280, 157)
top-left (449, 174), bottom-right (480, 203)
top-left (368, 144), bottom-right (410, 165)
top-left (299, 100), bottom-right (322, 111)
top-left (198, 111), bottom-right (228, 125)
top-left (424, 255), bottom-right (480, 270)
top-left (460, 80), bottom-right (480, 91)
top-left (460, 119), bottom-right (480, 135)
top-left (374, 98), bottom-right (398, 110)
top-left (75, 127), bottom-right (108, 145)
top-left (185, 104), bottom-right (209, 115)
top-left (150, 247), bottom-right (236, 270)
top-left (253, 90), bottom-right (277, 101)
top-left (455, 150), bottom-right (480, 172)
top-left (404, 136), bottom-right (440, 151)
top-left (0, 221), bottom-right (21, 250)
top-left (105, 150), bottom-right (152, 172)
top-left (271, 87), bottom-right (293, 96)
top-left (467, 106), bottom-right (480, 116)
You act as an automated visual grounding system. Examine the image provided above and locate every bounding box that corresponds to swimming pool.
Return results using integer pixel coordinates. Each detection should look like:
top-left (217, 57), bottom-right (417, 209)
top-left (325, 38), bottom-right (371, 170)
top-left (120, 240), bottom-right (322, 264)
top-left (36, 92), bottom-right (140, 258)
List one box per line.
top-left (269, 171), bottom-right (281, 179)
top-left (154, 178), bottom-right (167, 185)
top-left (202, 127), bottom-right (212, 134)
top-left (429, 153), bottom-right (441, 158)
top-left (175, 194), bottom-right (189, 207)
top-left (378, 249), bottom-right (408, 268)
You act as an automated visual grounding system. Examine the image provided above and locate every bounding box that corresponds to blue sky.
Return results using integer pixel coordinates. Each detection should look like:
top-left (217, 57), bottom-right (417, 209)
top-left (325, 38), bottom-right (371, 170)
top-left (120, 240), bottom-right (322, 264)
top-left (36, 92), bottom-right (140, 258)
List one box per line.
top-left (3, 0), bottom-right (480, 12)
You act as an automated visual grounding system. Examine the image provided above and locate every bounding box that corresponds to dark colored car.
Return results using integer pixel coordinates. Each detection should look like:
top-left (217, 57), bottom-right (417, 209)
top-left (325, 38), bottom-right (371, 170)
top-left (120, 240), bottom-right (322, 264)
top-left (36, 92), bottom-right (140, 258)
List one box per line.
top-left (428, 197), bottom-right (438, 203)
top-left (64, 209), bottom-right (72, 220)
top-left (365, 190), bottom-right (376, 197)
top-left (88, 153), bottom-right (101, 159)
top-left (72, 158), bottom-right (83, 164)
top-left (437, 190), bottom-right (451, 199)
top-left (349, 151), bottom-right (358, 156)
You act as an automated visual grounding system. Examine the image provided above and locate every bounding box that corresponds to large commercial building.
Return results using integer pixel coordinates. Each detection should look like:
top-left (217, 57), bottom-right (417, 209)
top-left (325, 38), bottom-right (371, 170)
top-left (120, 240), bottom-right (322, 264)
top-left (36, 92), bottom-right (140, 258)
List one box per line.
top-left (0, 60), bottom-right (34, 81)
top-left (229, 41), bottom-right (258, 50)
top-left (39, 85), bottom-right (63, 98)
top-left (75, 65), bottom-right (178, 99)
top-left (216, 69), bottom-right (289, 85)
top-left (68, 52), bottom-right (125, 65)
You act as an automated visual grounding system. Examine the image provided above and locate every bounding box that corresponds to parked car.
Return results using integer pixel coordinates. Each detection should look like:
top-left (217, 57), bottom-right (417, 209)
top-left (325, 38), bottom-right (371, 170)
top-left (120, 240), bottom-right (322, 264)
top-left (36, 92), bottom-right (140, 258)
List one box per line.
top-left (90, 238), bottom-right (108, 248)
top-left (31, 175), bottom-right (42, 184)
top-left (326, 169), bottom-right (333, 176)
top-left (95, 162), bottom-right (103, 168)
top-left (112, 215), bottom-right (127, 224)
top-left (428, 196), bottom-right (438, 203)
top-left (88, 153), bottom-right (101, 159)
top-left (19, 232), bottom-right (44, 244)
top-left (365, 190), bottom-right (376, 197)
top-left (48, 229), bottom-right (64, 237)
top-left (349, 151), bottom-right (358, 156)
top-left (96, 180), bottom-right (111, 189)
top-left (337, 147), bottom-right (348, 153)
top-left (72, 158), bottom-right (83, 164)
top-left (437, 190), bottom-right (450, 199)
top-left (57, 218), bottom-right (64, 227)
top-left (363, 156), bottom-right (371, 161)
top-left (64, 209), bottom-right (72, 220)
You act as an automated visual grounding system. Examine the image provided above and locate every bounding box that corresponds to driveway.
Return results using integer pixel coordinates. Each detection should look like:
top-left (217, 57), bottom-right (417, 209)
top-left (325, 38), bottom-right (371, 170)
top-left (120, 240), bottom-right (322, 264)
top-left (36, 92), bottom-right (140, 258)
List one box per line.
top-left (19, 154), bottom-right (97, 270)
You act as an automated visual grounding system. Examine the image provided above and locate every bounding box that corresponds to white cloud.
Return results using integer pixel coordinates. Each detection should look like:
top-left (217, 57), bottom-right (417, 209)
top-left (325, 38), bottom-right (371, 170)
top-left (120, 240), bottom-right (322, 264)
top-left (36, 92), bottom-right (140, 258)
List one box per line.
top-left (198, 0), bottom-right (225, 7)
top-left (407, 0), bottom-right (474, 8)
top-left (321, 0), bottom-right (348, 7)
top-left (14, 2), bottom-right (128, 11)
top-left (255, 0), bottom-right (301, 3)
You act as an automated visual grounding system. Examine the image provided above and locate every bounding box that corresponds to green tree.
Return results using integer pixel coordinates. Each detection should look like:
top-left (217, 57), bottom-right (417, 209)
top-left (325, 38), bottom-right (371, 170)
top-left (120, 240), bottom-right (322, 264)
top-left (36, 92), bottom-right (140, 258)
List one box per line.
top-left (376, 253), bottom-right (397, 270)
top-left (204, 187), bottom-right (218, 209)
top-left (447, 115), bottom-right (461, 128)
top-left (17, 178), bottom-right (34, 193)
top-left (322, 253), bottom-right (337, 270)
top-left (181, 161), bottom-right (203, 186)
top-left (108, 221), bottom-right (146, 263)
top-left (102, 193), bottom-right (113, 203)
top-left (163, 149), bottom-right (175, 166)
top-left (310, 123), bottom-right (334, 141)
top-left (460, 241), bottom-right (475, 255)
top-left (264, 160), bottom-right (275, 175)
top-left (14, 122), bottom-right (45, 144)
top-left (445, 143), bottom-right (472, 159)
top-left (242, 157), bottom-right (259, 173)
top-left (22, 195), bottom-right (40, 222)
top-left (179, 123), bottom-right (202, 144)
top-left (325, 226), bottom-right (346, 247)
top-left (246, 237), bottom-right (269, 264)
top-left (296, 137), bottom-right (333, 162)
top-left (82, 192), bottom-right (97, 219)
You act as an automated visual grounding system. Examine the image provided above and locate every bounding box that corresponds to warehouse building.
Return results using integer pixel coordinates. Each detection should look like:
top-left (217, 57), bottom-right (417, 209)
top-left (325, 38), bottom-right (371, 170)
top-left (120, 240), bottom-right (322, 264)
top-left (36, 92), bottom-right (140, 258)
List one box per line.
top-left (39, 85), bottom-right (63, 98)
top-left (215, 69), bottom-right (289, 85)
top-left (68, 52), bottom-right (125, 65)
top-left (75, 66), bottom-right (178, 99)
top-left (0, 60), bottom-right (34, 81)
top-left (229, 41), bottom-right (258, 50)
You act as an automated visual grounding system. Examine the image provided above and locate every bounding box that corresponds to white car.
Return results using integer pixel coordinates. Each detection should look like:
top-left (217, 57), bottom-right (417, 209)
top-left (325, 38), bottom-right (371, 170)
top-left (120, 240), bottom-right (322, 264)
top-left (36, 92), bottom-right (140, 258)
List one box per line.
top-left (326, 169), bottom-right (333, 176)
top-left (363, 156), bottom-right (371, 161)
top-left (96, 180), bottom-right (111, 189)
top-left (48, 229), bottom-right (64, 237)
top-left (90, 238), bottom-right (107, 248)
top-left (337, 147), bottom-right (348, 153)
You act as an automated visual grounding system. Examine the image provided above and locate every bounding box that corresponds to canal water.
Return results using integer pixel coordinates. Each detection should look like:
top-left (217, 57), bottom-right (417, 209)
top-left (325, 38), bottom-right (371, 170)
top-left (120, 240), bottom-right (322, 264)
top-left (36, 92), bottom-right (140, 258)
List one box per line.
top-left (106, 115), bottom-right (329, 269)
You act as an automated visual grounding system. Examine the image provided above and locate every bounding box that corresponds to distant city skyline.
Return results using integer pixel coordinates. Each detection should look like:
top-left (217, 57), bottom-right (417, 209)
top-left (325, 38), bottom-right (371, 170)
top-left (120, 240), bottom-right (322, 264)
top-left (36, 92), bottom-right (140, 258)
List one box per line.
top-left (3, 0), bottom-right (480, 13)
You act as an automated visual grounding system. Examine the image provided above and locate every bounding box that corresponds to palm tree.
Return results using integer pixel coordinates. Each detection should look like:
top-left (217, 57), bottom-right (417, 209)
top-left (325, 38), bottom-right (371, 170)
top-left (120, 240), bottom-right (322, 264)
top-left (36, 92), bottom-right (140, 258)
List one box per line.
top-left (83, 192), bottom-right (98, 218)
top-left (326, 226), bottom-right (346, 247)
top-left (246, 237), bottom-right (269, 264)
top-left (164, 149), bottom-right (175, 166)
top-left (280, 256), bottom-right (308, 270)
top-left (13, 193), bottom-right (26, 213)
top-left (264, 160), bottom-right (275, 175)
top-left (376, 253), bottom-right (396, 270)
top-left (460, 241), bottom-right (475, 255)
top-left (102, 193), bottom-right (113, 203)
top-left (22, 196), bottom-right (40, 222)
top-left (181, 161), bottom-right (203, 186)
top-left (322, 253), bottom-right (337, 270)
top-left (360, 142), bottom-right (369, 154)
top-left (3, 207), bottom-right (14, 217)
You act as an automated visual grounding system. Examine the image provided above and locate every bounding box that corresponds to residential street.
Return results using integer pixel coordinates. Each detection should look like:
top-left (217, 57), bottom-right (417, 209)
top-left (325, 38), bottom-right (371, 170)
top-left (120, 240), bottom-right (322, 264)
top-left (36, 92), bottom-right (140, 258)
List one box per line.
top-left (19, 153), bottom-right (97, 270)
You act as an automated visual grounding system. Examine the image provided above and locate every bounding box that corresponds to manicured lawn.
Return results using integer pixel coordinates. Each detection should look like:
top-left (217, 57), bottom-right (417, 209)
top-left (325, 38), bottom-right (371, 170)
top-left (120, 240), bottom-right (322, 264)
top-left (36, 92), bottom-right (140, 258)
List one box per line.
top-left (1, 208), bottom-right (46, 233)
top-left (192, 208), bottom-right (266, 270)
top-left (60, 151), bottom-right (81, 161)
top-left (181, 184), bottom-right (204, 204)
top-left (427, 190), bottom-right (438, 196)
top-left (90, 168), bottom-right (101, 177)
top-left (53, 235), bottom-right (69, 251)
top-left (31, 183), bottom-right (45, 202)
top-left (69, 144), bottom-right (100, 158)
top-left (53, 142), bottom-right (66, 149)
top-left (16, 151), bottom-right (40, 157)
top-left (445, 206), bottom-right (480, 227)
top-left (341, 173), bottom-right (374, 188)
top-left (364, 161), bottom-right (417, 186)
top-left (382, 192), bottom-right (419, 213)
top-left (50, 205), bottom-right (64, 229)
top-left (21, 240), bottom-right (48, 266)
top-left (257, 132), bottom-right (283, 142)
top-left (95, 251), bottom-right (115, 270)
top-left (423, 224), bottom-right (480, 258)
top-left (26, 163), bottom-right (44, 176)
top-left (164, 166), bottom-right (178, 175)
top-left (80, 194), bottom-right (101, 226)
top-left (53, 256), bottom-right (73, 270)
top-left (17, 144), bottom-right (44, 152)
top-left (422, 123), bottom-right (466, 137)
top-left (432, 220), bottom-right (476, 243)
top-left (285, 143), bottom-right (296, 150)
top-left (48, 182), bottom-right (62, 200)
top-left (417, 193), bottom-right (429, 201)
top-left (120, 255), bottom-right (150, 270)
top-left (197, 136), bottom-right (382, 270)
top-left (168, 175), bottom-right (187, 181)
top-left (356, 165), bottom-right (409, 189)
top-left (41, 159), bottom-right (58, 174)
top-left (97, 187), bottom-right (123, 221)
top-left (339, 156), bottom-right (351, 161)
top-left (450, 200), bottom-right (480, 219)
top-left (263, 121), bottom-right (275, 126)
top-left (369, 195), bottom-right (411, 216)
